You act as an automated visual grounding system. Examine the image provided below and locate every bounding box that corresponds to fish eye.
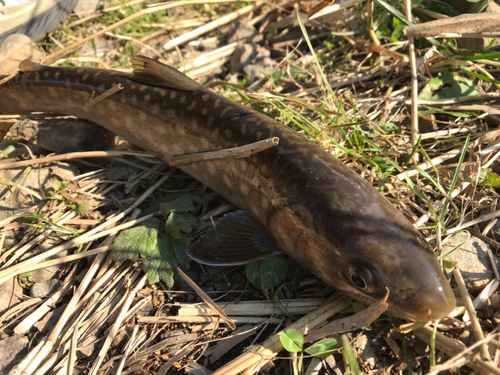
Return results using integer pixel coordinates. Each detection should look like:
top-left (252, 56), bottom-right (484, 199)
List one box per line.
top-left (346, 263), bottom-right (375, 291)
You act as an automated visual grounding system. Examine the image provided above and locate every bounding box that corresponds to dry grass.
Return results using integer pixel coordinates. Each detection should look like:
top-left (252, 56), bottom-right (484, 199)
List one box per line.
top-left (1, 0), bottom-right (500, 374)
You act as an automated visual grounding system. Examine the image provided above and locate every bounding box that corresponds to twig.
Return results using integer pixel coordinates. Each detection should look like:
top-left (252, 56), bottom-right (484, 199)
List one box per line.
top-left (453, 268), bottom-right (491, 361)
top-left (177, 268), bottom-right (235, 330)
top-left (85, 84), bottom-right (124, 107)
top-left (0, 150), bottom-right (159, 170)
top-left (170, 137), bottom-right (279, 166)
top-left (403, 0), bottom-right (419, 162)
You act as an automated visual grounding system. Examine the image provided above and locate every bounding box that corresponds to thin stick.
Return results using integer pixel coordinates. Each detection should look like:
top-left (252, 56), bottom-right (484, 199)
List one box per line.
top-left (88, 273), bottom-right (147, 375)
top-left (163, 3), bottom-right (261, 50)
top-left (0, 150), bottom-right (159, 170)
top-left (453, 268), bottom-right (491, 361)
top-left (85, 84), bottom-right (123, 107)
top-left (403, 0), bottom-right (419, 161)
top-left (177, 268), bottom-right (236, 330)
top-left (116, 325), bottom-right (140, 375)
top-left (13, 246), bottom-right (112, 275)
top-left (170, 137), bottom-right (279, 166)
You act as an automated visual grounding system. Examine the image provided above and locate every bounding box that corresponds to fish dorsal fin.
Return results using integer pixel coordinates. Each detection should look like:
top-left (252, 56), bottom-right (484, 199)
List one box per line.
top-left (19, 60), bottom-right (47, 72)
top-left (187, 211), bottom-right (282, 266)
top-left (130, 55), bottom-right (202, 91)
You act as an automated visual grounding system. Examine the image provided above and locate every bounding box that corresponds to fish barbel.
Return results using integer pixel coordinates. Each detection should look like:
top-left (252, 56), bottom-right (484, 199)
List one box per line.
top-left (0, 56), bottom-right (456, 320)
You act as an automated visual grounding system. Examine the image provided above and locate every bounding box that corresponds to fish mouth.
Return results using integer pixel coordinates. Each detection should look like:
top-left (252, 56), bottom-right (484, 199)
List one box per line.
top-left (387, 283), bottom-right (457, 321)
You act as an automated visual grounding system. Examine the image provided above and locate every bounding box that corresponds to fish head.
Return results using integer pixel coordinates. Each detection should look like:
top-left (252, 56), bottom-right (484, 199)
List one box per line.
top-left (336, 222), bottom-right (457, 321)
top-left (269, 185), bottom-right (456, 322)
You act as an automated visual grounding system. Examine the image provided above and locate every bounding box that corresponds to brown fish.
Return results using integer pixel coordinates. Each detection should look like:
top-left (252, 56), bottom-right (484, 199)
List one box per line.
top-left (0, 56), bottom-right (456, 320)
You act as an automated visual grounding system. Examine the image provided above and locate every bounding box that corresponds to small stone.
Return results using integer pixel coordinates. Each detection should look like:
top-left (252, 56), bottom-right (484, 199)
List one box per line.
top-left (31, 279), bottom-right (62, 298)
top-left (353, 333), bottom-right (378, 369)
top-left (0, 34), bottom-right (44, 75)
top-left (482, 319), bottom-right (494, 330)
top-left (0, 277), bottom-right (24, 316)
top-left (458, 329), bottom-right (472, 345)
top-left (0, 335), bottom-right (30, 374)
top-left (10, 118), bottom-right (115, 154)
top-left (74, 0), bottom-right (100, 18)
top-left (31, 266), bottom-right (60, 283)
top-left (482, 305), bottom-right (496, 319)
top-left (77, 334), bottom-right (99, 359)
top-left (445, 232), bottom-right (497, 290)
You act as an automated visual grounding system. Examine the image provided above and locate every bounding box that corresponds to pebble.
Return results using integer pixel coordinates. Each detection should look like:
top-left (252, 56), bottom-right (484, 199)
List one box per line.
top-left (445, 232), bottom-right (497, 291)
top-left (31, 279), bottom-right (62, 298)
top-left (458, 329), bottom-right (472, 346)
top-left (352, 332), bottom-right (378, 369)
top-left (482, 304), bottom-right (496, 319)
top-left (0, 278), bottom-right (24, 316)
top-left (0, 34), bottom-right (44, 75)
top-left (0, 335), bottom-right (29, 374)
top-left (10, 118), bottom-right (115, 154)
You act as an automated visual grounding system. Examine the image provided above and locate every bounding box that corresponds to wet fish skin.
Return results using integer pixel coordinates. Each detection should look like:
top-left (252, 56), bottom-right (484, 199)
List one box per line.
top-left (0, 58), bottom-right (456, 320)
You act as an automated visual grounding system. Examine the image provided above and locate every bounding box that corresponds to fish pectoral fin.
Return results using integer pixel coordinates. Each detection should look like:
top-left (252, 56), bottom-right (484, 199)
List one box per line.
top-left (130, 55), bottom-right (203, 91)
top-left (19, 60), bottom-right (47, 72)
top-left (187, 210), bottom-right (282, 266)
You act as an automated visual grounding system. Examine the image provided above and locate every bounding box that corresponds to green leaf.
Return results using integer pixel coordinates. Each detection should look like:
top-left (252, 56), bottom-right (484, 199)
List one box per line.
top-left (160, 194), bottom-right (200, 216)
top-left (113, 218), bottom-right (190, 286)
top-left (342, 335), bottom-right (360, 375)
top-left (172, 236), bottom-right (192, 269)
top-left (280, 329), bottom-right (303, 353)
top-left (113, 219), bottom-right (160, 266)
top-left (52, 180), bottom-right (61, 191)
top-left (78, 201), bottom-right (90, 215)
top-left (305, 338), bottom-right (338, 358)
top-left (165, 211), bottom-right (197, 239)
top-left (246, 256), bottom-right (287, 290)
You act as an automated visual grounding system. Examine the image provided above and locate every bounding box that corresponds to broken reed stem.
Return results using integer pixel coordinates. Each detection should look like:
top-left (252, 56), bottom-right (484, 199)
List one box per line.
top-left (0, 150), bottom-right (159, 170)
top-left (85, 84), bottom-right (123, 107)
top-left (10, 249), bottom-right (110, 375)
top-left (453, 268), bottom-right (491, 361)
top-left (170, 137), bottom-right (279, 166)
top-left (88, 272), bottom-right (147, 375)
top-left (212, 294), bottom-right (352, 375)
top-left (12, 246), bottom-right (112, 275)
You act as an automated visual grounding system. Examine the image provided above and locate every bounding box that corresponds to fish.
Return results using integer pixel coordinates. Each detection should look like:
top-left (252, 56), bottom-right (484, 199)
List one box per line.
top-left (0, 56), bottom-right (456, 321)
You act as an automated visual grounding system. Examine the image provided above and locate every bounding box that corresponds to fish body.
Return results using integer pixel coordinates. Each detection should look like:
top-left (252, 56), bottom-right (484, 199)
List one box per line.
top-left (0, 57), bottom-right (456, 320)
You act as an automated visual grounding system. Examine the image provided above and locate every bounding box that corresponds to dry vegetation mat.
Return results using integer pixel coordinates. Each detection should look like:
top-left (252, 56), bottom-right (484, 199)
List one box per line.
top-left (1, 0), bottom-right (500, 374)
